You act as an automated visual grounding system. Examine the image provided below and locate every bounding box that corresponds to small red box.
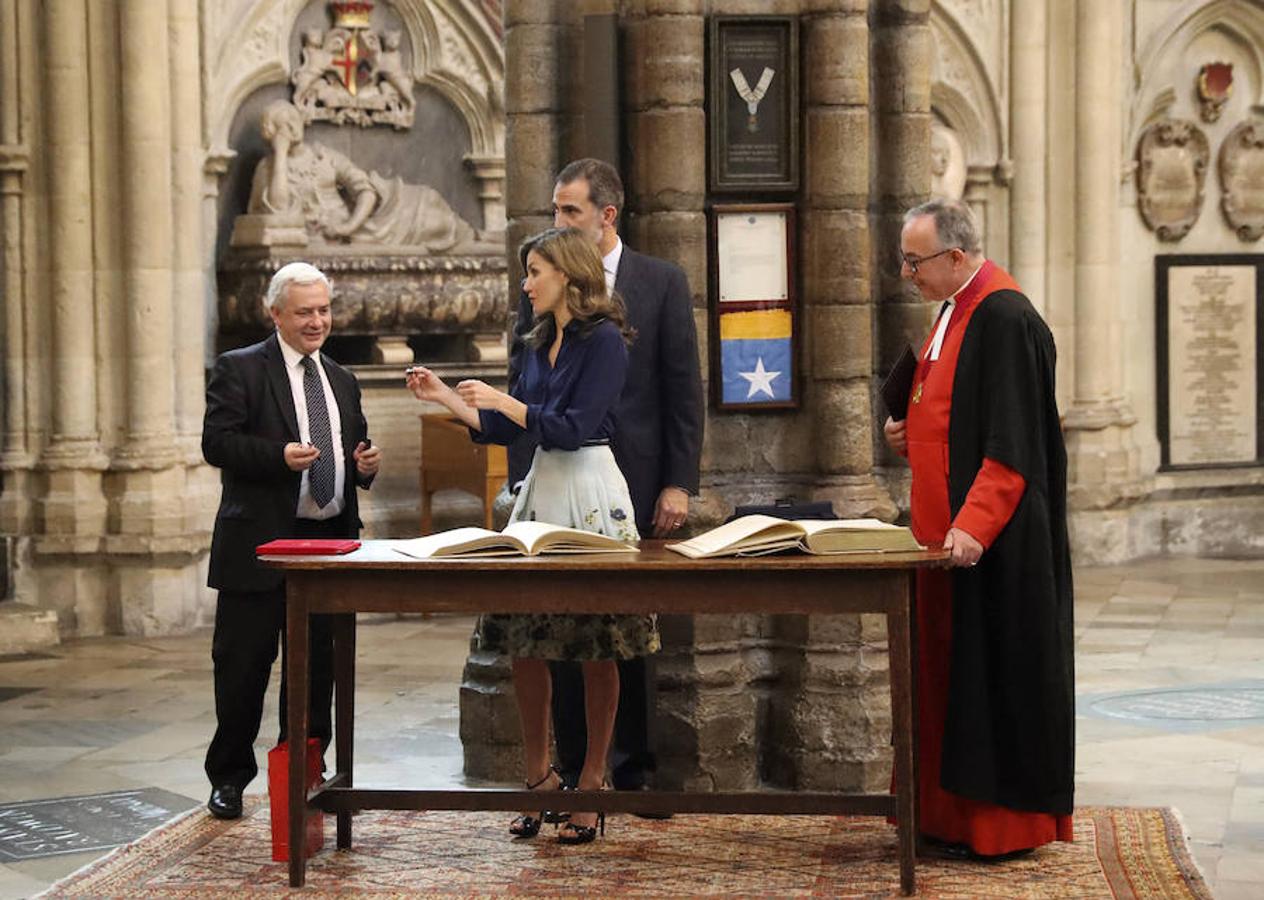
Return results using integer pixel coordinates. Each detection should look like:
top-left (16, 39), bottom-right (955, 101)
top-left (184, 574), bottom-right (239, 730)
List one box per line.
top-left (256, 538), bottom-right (361, 556)
top-left (267, 738), bottom-right (325, 862)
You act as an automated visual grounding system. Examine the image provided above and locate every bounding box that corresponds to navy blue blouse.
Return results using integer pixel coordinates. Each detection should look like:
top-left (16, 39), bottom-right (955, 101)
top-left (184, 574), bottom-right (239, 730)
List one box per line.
top-left (472, 318), bottom-right (628, 450)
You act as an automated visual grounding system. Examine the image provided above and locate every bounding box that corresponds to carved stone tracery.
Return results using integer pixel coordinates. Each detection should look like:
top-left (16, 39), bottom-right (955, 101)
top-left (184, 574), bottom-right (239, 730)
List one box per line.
top-left (1135, 118), bottom-right (1209, 241)
top-left (1219, 119), bottom-right (1264, 242)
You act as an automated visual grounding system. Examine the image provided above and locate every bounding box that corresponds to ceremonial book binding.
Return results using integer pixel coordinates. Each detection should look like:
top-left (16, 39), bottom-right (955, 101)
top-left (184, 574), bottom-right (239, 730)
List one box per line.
top-left (256, 539), bottom-right (361, 556)
top-left (392, 521), bottom-right (639, 559)
top-left (666, 514), bottom-right (922, 559)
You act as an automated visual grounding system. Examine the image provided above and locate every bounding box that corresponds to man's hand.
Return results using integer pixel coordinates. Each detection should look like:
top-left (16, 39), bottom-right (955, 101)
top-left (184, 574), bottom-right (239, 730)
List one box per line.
top-left (354, 441), bottom-right (380, 478)
top-left (943, 527), bottom-right (983, 568)
top-left (284, 442), bottom-right (319, 472)
top-left (652, 486), bottom-right (690, 538)
top-left (883, 416), bottom-right (908, 456)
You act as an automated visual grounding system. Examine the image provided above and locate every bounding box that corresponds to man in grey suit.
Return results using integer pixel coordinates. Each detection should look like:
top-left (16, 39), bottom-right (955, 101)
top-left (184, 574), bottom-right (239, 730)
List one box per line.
top-left (201, 262), bottom-right (380, 819)
top-left (508, 158), bottom-right (704, 799)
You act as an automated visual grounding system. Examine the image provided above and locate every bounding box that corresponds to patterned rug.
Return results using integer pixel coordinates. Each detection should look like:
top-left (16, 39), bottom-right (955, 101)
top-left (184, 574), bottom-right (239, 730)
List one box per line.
top-left (36, 802), bottom-right (1211, 898)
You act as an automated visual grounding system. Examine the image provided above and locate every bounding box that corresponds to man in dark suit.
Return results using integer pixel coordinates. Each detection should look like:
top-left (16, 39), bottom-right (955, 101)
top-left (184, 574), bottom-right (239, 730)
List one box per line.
top-left (202, 261), bottom-right (380, 819)
top-left (508, 158), bottom-right (704, 798)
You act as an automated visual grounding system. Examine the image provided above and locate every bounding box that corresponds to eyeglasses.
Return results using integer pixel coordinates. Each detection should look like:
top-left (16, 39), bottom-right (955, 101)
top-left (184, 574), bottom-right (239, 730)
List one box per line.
top-left (901, 247), bottom-right (958, 274)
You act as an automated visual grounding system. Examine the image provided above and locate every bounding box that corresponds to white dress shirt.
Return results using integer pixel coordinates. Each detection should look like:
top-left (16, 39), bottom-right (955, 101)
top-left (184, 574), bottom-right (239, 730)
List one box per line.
top-left (924, 264), bottom-right (984, 361)
top-left (277, 336), bottom-right (346, 520)
top-left (602, 237), bottom-right (624, 295)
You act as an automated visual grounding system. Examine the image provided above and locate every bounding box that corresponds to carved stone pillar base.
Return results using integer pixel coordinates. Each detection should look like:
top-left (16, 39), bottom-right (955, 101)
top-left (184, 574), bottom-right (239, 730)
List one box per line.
top-left (27, 562), bottom-right (111, 637)
top-left (811, 474), bottom-right (899, 521)
top-left (108, 466), bottom-right (198, 547)
top-left (1063, 400), bottom-right (1148, 510)
top-left (470, 333), bottom-right (508, 362)
top-left (0, 466), bottom-right (35, 534)
top-left (459, 644), bottom-right (521, 780)
top-left (34, 465), bottom-right (107, 555)
top-left (764, 610), bottom-right (894, 793)
top-left (113, 559), bottom-right (213, 636)
top-left (655, 613), bottom-right (761, 792)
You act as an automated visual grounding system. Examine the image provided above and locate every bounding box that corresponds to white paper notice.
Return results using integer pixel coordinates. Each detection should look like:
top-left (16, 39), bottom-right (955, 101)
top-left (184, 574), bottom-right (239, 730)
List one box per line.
top-left (717, 212), bottom-right (788, 302)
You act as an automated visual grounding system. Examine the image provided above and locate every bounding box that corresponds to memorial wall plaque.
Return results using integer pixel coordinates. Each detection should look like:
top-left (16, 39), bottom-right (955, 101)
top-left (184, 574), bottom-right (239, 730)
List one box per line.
top-left (708, 16), bottom-right (799, 193)
top-left (1157, 255), bottom-right (1264, 469)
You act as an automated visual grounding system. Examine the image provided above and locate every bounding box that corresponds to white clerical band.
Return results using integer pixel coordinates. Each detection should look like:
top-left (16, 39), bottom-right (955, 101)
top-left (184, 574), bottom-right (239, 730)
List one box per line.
top-left (925, 299), bottom-right (955, 361)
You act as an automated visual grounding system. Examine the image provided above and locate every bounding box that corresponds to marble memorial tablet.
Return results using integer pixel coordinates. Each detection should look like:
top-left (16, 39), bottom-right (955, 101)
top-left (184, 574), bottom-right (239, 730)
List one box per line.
top-left (1165, 264), bottom-right (1257, 466)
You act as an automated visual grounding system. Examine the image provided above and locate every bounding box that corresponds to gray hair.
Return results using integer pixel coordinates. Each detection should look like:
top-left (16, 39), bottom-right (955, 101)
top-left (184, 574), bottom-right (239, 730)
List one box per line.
top-left (264, 261), bottom-right (331, 312)
top-left (904, 199), bottom-right (982, 255)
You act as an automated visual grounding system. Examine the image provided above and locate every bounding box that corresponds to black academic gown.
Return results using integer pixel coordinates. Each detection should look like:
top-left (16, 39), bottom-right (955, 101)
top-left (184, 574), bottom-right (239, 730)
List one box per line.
top-left (942, 291), bottom-right (1076, 815)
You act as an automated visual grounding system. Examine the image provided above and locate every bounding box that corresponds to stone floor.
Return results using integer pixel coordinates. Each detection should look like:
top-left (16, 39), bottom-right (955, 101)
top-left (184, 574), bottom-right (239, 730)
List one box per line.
top-left (0, 557), bottom-right (1261, 899)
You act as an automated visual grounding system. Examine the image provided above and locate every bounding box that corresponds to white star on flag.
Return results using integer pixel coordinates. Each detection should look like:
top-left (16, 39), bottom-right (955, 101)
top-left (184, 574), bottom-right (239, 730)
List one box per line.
top-left (738, 357), bottom-right (781, 399)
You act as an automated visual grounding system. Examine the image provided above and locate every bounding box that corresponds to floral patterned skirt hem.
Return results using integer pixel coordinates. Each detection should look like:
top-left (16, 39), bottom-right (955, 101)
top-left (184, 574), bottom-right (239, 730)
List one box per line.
top-left (476, 613), bottom-right (660, 661)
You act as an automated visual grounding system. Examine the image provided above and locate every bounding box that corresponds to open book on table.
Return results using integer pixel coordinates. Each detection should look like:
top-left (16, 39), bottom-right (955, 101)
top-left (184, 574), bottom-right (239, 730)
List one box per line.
top-left (666, 514), bottom-right (923, 559)
top-left (393, 521), bottom-right (639, 559)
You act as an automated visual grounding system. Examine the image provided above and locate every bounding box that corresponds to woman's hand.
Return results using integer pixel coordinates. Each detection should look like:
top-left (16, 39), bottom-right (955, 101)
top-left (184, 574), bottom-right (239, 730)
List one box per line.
top-left (455, 379), bottom-right (506, 411)
top-left (405, 366), bottom-right (449, 403)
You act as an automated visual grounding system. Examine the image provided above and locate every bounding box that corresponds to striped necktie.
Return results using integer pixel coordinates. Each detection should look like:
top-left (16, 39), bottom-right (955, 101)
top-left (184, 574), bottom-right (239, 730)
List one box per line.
top-left (300, 355), bottom-right (336, 509)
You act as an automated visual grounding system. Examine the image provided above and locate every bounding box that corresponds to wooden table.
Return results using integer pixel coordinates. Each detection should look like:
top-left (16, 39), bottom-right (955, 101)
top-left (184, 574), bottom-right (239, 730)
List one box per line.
top-left (269, 542), bottom-right (947, 894)
top-left (419, 413), bottom-right (507, 531)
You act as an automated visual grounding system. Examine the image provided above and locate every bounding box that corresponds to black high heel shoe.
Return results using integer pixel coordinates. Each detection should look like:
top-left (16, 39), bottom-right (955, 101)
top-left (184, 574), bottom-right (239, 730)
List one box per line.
top-left (508, 766), bottom-right (563, 839)
top-left (557, 782), bottom-right (608, 845)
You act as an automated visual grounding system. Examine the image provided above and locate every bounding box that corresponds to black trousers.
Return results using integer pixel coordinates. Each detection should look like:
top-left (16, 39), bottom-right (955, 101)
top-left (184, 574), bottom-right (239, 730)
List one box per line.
top-left (550, 656), bottom-right (655, 789)
top-left (203, 516), bottom-right (342, 790)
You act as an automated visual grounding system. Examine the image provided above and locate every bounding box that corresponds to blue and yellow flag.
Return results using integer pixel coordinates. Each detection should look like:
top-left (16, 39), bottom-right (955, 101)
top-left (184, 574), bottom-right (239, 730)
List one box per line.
top-left (719, 309), bottom-right (792, 404)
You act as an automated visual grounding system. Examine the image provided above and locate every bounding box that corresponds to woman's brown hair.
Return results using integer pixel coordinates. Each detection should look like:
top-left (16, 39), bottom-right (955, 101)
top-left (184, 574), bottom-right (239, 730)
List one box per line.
top-left (519, 227), bottom-right (635, 348)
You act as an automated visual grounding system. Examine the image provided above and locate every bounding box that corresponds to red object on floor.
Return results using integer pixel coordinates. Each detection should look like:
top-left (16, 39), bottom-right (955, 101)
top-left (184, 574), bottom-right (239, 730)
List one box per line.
top-left (266, 739), bottom-right (324, 862)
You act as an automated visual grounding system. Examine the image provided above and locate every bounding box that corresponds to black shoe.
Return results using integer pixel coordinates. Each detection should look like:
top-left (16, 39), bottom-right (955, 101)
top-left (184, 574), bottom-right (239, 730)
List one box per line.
top-left (208, 784), bottom-right (242, 820)
top-left (626, 782), bottom-right (673, 820)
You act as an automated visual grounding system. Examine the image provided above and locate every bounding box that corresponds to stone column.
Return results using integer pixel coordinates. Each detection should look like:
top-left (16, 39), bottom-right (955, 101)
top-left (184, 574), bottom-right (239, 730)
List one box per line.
top-left (169, 0), bottom-right (206, 454)
top-left (0, 0), bottom-right (33, 534)
top-left (460, 0), bottom-right (566, 780)
top-left (1063, 0), bottom-right (1143, 530)
top-left (803, 0), bottom-right (894, 522)
top-left (117, 0), bottom-right (178, 464)
top-left (1008, 0), bottom-right (1047, 314)
top-left (37, 0), bottom-right (109, 550)
top-left (872, 0), bottom-right (932, 493)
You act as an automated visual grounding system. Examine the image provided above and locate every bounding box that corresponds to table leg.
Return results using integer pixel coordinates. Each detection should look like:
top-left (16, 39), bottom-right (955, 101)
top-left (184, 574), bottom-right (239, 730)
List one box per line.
top-left (334, 612), bottom-right (356, 849)
top-left (888, 572), bottom-right (917, 896)
top-left (286, 582), bottom-right (310, 888)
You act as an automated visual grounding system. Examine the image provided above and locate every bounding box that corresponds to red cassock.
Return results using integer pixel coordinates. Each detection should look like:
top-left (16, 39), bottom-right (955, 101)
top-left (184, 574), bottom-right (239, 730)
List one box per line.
top-left (904, 261), bottom-right (1073, 855)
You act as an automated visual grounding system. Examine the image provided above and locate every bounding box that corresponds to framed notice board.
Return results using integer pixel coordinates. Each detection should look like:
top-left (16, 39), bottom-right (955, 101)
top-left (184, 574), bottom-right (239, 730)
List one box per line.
top-left (1155, 254), bottom-right (1264, 470)
top-left (708, 16), bottom-right (799, 193)
top-left (708, 202), bottom-right (798, 411)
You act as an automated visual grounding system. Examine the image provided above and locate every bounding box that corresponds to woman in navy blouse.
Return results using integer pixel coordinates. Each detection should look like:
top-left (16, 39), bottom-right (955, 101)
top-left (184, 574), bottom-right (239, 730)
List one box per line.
top-left (406, 227), bottom-right (658, 844)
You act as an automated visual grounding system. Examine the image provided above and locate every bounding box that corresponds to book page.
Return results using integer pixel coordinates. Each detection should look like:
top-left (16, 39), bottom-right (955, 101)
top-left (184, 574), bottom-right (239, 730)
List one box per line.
top-left (797, 519), bottom-right (922, 554)
top-left (796, 518), bottom-right (902, 536)
top-left (666, 514), bottom-right (805, 559)
top-left (392, 527), bottom-right (523, 559)
top-left (502, 521), bottom-right (638, 554)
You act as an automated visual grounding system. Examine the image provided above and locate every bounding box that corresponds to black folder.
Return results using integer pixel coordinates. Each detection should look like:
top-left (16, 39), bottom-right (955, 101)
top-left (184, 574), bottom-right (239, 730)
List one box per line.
top-left (879, 344), bottom-right (917, 421)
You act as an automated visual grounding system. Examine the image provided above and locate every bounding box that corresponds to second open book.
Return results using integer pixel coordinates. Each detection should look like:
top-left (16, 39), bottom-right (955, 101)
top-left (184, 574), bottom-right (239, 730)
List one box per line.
top-left (666, 514), bottom-right (923, 559)
top-left (393, 521), bottom-right (639, 559)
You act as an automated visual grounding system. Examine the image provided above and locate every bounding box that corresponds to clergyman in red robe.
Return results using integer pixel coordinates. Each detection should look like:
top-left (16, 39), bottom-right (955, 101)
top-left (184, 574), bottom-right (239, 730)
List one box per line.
top-left (884, 199), bottom-right (1075, 859)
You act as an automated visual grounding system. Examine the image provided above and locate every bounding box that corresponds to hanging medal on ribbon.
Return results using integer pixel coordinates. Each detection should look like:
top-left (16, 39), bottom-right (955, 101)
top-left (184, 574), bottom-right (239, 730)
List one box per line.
top-left (730, 66), bottom-right (776, 133)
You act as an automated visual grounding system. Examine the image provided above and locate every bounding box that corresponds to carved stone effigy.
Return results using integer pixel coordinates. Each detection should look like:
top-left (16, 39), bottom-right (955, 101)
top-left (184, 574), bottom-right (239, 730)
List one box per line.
top-left (1219, 120), bottom-right (1264, 242)
top-left (1136, 118), bottom-right (1209, 241)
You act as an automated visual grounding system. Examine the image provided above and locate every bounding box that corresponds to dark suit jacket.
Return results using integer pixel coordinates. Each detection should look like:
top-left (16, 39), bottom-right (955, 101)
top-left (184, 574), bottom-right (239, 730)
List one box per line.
top-left (203, 333), bottom-right (373, 593)
top-left (508, 245), bottom-right (704, 534)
